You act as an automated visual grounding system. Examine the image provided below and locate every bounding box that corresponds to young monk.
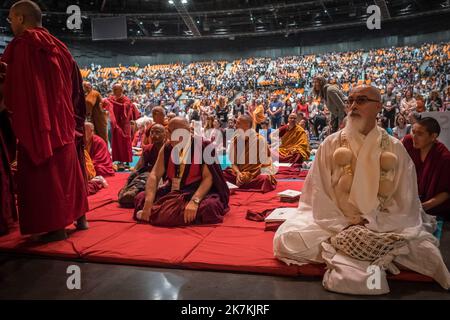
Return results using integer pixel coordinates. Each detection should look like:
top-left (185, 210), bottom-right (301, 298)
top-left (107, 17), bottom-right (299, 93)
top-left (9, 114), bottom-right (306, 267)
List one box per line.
top-left (403, 117), bottom-right (450, 220)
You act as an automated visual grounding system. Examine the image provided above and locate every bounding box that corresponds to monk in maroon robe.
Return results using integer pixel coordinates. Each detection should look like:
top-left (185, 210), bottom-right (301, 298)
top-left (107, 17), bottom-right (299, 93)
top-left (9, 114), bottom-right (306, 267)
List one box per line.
top-left (85, 122), bottom-right (115, 177)
top-left (0, 107), bottom-right (17, 236)
top-left (118, 124), bottom-right (166, 208)
top-left (403, 117), bottom-right (450, 220)
top-left (142, 106), bottom-right (167, 147)
top-left (1, 1), bottom-right (88, 241)
top-left (222, 115), bottom-right (277, 193)
top-left (106, 84), bottom-right (139, 168)
top-left (134, 117), bottom-right (229, 226)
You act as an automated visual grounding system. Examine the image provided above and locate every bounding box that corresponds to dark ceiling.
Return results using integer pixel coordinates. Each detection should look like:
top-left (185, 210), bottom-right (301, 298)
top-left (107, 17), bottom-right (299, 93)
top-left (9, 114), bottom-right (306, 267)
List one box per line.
top-left (0, 0), bottom-right (449, 40)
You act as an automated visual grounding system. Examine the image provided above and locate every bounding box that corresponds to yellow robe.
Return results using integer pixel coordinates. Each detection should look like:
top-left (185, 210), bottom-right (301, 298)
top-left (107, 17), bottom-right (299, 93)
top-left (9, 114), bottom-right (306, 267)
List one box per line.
top-left (279, 124), bottom-right (310, 163)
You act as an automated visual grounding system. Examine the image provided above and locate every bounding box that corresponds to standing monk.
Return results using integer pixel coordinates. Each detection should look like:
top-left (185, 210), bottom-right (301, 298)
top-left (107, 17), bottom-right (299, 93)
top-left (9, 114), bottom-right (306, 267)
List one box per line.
top-left (1, 0), bottom-right (88, 242)
top-left (106, 83), bottom-right (139, 170)
top-left (83, 81), bottom-right (108, 143)
top-left (0, 101), bottom-right (17, 236)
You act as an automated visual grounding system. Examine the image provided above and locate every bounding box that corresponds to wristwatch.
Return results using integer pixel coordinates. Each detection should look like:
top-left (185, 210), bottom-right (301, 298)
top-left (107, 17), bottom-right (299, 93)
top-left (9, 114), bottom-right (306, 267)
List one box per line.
top-left (192, 197), bottom-right (201, 205)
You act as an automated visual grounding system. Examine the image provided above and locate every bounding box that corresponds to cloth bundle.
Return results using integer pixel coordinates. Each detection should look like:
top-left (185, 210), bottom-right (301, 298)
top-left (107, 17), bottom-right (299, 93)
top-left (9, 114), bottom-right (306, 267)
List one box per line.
top-left (118, 172), bottom-right (149, 208)
top-left (330, 225), bottom-right (406, 262)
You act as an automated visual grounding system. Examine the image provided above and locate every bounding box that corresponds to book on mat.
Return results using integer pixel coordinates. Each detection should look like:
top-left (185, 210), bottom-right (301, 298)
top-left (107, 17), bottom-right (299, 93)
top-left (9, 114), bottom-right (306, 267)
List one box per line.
top-left (277, 190), bottom-right (302, 198)
top-left (264, 207), bottom-right (298, 223)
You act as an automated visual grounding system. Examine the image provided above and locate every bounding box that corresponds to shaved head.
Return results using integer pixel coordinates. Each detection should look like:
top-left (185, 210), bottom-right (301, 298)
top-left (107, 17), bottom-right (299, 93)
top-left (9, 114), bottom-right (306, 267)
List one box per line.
top-left (350, 85), bottom-right (382, 102)
top-left (9, 0), bottom-right (42, 36)
top-left (83, 81), bottom-right (92, 93)
top-left (112, 83), bottom-right (123, 98)
top-left (152, 106), bottom-right (165, 115)
top-left (150, 123), bottom-right (166, 144)
top-left (236, 114), bottom-right (253, 131)
top-left (84, 122), bottom-right (95, 144)
top-left (168, 117), bottom-right (190, 131)
top-left (11, 0), bottom-right (42, 24)
top-left (152, 106), bottom-right (166, 124)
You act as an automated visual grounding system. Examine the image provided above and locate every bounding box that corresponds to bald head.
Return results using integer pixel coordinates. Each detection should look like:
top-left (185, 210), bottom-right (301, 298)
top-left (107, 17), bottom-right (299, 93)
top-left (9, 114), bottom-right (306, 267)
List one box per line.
top-left (346, 85), bottom-right (382, 135)
top-left (112, 83), bottom-right (123, 98)
top-left (9, 0), bottom-right (41, 36)
top-left (168, 117), bottom-right (190, 131)
top-left (83, 81), bottom-right (92, 93)
top-left (149, 123), bottom-right (166, 144)
top-left (236, 114), bottom-right (253, 131)
top-left (152, 106), bottom-right (166, 124)
top-left (350, 85), bottom-right (382, 102)
top-left (84, 122), bottom-right (95, 144)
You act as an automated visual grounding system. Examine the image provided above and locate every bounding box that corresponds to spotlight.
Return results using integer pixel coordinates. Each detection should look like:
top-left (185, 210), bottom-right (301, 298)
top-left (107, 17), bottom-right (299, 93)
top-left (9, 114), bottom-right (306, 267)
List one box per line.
top-left (168, 0), bottom-right (174, 4)
top-left (181, 0), bottom-right (188, 4)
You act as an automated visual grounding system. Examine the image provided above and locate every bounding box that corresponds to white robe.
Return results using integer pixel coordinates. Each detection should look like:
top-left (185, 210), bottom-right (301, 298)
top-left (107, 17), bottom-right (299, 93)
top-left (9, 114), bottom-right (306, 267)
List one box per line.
top-left (273, 125), bottom-right (450, 291)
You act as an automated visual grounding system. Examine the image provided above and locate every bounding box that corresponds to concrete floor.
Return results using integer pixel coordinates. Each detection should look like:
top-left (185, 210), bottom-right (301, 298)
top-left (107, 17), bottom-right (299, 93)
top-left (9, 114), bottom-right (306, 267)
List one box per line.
top-left (1, 223), bottom-right (449, 300)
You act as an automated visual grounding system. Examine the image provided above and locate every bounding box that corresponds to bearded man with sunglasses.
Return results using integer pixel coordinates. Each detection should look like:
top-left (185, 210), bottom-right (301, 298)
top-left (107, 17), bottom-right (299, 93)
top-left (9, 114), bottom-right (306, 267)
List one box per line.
top-left (273, 85), bottom-right (450, 295)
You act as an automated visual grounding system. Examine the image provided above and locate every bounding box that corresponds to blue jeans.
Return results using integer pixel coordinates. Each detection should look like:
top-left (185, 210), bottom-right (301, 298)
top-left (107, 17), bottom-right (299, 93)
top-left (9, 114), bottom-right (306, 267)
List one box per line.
top-left (271, 117), bottom-right (282, 129)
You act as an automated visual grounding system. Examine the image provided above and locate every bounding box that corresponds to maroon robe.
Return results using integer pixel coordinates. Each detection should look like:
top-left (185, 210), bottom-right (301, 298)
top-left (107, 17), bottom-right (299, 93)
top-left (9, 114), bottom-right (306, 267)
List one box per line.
top-left (222, 169), bottom-right (277, 193)
top-left (106, 95), bottom-right (137, 162)
top-left (134, 138), bottom-right (230, 227)
top-left (0, 109), bottom-right (17, 236)
top-left (403, 134), bottom-right (450, 219)
top-left (88, 179), bottom-right (104, 196)
top-left (88, 134), bottom-right (115, 177)
top-left (1, 27), bottom-right (88, 235)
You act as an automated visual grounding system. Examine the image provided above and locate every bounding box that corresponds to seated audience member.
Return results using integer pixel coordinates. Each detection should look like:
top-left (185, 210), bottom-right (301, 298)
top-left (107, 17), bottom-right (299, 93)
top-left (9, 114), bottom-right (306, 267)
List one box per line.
top-left (85, 122), bottom-right (115, 177)
top-left (222, 114), bottom-right (277, 193)
top-left (403, 117), bottom-right (450, 220)
top-left (118, 124), bottom-right (166, 207)
top-left (276, 112), bottom-right (310, 165)
top-left (273, 85), bottom-right (450, 294)
top-left (134, 117), bottom-right (229, 226)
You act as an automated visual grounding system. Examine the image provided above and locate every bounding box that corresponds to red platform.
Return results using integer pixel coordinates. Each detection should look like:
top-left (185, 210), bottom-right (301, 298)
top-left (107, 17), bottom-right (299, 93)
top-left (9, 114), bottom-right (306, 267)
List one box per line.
top-left (0, 173), bottom-right (433, 282)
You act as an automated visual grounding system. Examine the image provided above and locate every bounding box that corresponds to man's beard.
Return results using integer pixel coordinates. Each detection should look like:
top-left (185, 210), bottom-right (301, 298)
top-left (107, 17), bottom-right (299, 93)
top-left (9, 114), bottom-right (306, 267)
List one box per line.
top-left (346, 114), bottom-right (366, 135)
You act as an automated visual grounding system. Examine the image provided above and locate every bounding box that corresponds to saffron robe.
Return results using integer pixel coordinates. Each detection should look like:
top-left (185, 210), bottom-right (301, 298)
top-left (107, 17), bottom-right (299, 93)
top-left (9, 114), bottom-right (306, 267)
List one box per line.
top-left (85, 89), bottom-right (108, 143)
top-left (278, 124), bottom-right (310, 165)
top-left (222, 133), bottom-right (277, 193)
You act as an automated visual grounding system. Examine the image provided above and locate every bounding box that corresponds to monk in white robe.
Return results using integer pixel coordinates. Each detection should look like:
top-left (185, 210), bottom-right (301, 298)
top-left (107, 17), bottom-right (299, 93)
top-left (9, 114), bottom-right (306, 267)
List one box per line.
top-left (273, 85), bottom-right (450, 294)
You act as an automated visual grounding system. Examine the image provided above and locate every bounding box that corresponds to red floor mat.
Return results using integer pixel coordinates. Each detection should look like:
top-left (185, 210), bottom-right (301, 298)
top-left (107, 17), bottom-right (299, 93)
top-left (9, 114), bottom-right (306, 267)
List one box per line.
top-left (88, 174), bottom-right (129, 211)
top-left (0, 179), bottom-right (433, 284)
top-left (83, 224), bottom-right (216, 267)
top-left (0, 221), bottom-right (134, 259)
top-left (87, 202), bottom-right (135, 223)
top-left (275, 166), bottom-right (308, 180)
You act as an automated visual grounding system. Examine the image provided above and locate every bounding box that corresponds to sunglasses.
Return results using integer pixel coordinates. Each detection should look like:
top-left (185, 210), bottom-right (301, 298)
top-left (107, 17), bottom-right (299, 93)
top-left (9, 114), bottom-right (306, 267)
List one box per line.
top-left (346, 95), bottom-right (380, 106)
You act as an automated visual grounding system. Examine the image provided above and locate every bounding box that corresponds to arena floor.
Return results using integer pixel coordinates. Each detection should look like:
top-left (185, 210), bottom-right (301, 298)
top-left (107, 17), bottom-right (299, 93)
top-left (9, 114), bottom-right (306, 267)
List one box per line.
top-left (1, 222), bottom-right (449, 300)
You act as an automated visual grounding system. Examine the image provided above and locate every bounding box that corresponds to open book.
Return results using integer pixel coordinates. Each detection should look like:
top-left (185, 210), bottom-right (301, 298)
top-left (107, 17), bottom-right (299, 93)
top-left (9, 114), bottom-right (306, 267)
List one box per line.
top-left (277, 190), bottom-right (302, 198)
top-left (264, 207), bottom-right (298, 222)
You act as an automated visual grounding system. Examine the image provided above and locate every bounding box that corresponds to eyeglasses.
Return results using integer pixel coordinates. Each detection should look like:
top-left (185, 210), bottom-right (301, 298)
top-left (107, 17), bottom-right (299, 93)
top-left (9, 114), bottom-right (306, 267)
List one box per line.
top-left (6, 17), bottom-right (11, 24)
top-left (346, 95), bottom-right (380, 106)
